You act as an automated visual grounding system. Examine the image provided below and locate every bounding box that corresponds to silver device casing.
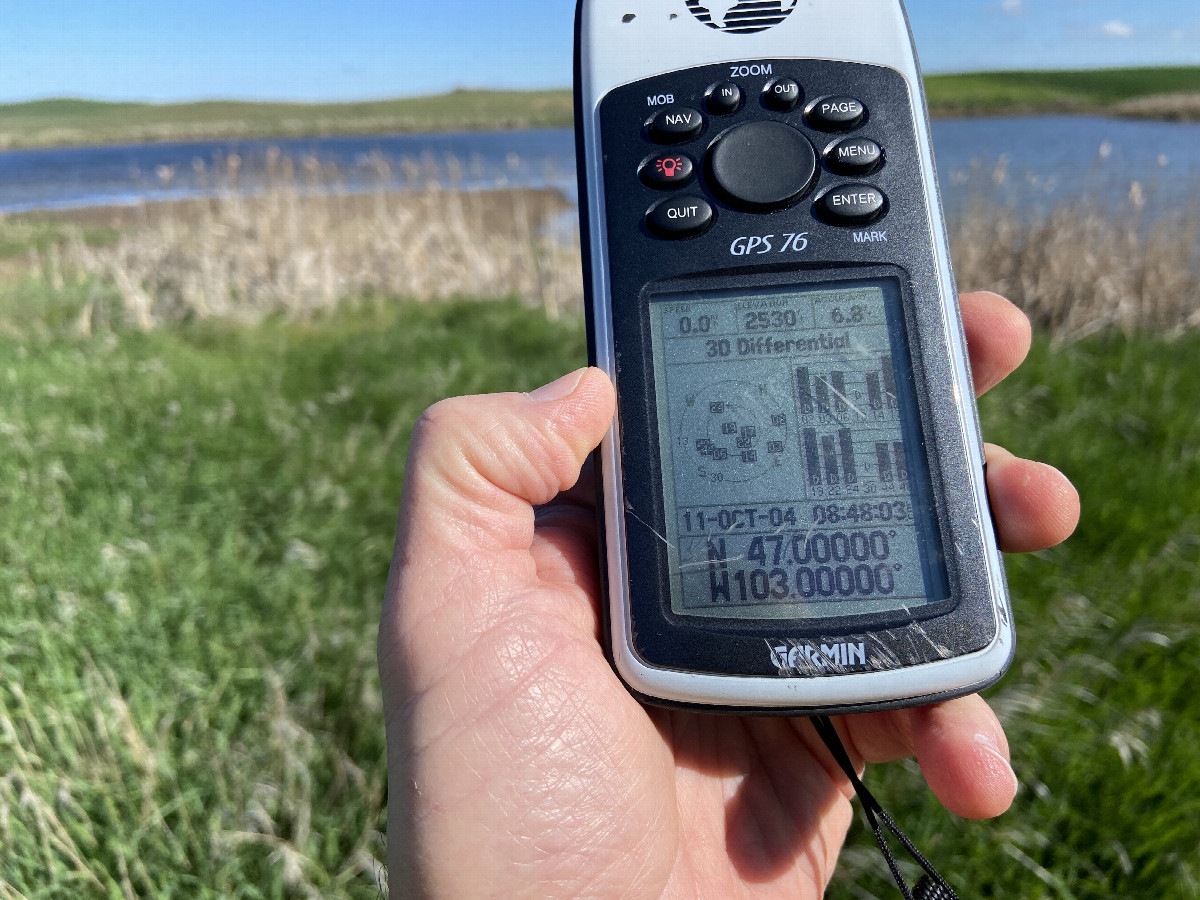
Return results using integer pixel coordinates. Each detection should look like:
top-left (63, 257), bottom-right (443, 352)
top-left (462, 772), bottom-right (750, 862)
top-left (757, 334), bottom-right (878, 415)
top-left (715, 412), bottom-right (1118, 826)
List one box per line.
top-left (576, 0), bottom-right (1013, 711)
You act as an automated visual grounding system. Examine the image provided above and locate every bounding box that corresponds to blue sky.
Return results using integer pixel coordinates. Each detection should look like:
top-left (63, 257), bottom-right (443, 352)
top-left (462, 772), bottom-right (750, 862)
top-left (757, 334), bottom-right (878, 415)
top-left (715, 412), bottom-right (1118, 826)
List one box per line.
top-left (1, 1), bottom-right (1198, 103)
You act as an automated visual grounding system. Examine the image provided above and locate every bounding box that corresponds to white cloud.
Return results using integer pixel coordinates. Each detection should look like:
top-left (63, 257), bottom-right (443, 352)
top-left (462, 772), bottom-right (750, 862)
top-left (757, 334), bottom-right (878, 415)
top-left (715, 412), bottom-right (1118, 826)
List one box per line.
top-left (1100, 20), bottom-right (1134, 38)
top-left (999, 0), bottom-right (1025, 15)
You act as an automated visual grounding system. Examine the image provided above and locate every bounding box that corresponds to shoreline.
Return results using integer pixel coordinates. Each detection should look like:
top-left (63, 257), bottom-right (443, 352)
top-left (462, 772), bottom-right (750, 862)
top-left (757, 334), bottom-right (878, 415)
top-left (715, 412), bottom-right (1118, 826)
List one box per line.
top-left (2, 106), bottom-right (1198, 154)
top-left (4, 73), bottom-right (1200, 151)
top-left (2, 185), bottom-right (575, 233)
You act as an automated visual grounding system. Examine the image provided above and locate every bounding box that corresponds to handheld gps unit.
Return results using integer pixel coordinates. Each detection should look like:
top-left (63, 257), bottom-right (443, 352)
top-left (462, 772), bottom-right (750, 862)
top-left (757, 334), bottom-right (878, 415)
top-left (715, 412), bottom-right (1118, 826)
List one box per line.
top-left (574, 0), bottom-right (1013, 714)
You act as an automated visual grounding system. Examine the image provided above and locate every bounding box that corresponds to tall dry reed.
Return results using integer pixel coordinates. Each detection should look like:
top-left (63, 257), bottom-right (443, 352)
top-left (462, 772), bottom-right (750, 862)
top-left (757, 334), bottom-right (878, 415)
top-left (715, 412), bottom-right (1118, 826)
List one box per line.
top-left (950, 164), bottom-right (1200, 337)
top-left (31, 151), bottom-right (1200, 336)
top-left (57, 153), bottom-right (582, 327)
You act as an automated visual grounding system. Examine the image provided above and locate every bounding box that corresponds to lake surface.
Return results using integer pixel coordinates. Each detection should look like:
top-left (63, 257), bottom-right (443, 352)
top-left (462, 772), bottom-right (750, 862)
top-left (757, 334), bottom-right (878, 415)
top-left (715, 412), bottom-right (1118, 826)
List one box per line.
top-left (2, 117), bottom-right (1198, 219)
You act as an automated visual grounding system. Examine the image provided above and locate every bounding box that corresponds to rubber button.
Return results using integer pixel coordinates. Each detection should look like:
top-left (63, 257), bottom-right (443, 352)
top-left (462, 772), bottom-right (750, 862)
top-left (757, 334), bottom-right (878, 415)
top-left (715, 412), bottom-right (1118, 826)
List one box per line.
top-left (705, 82), bottom-right (744, 115)
top-left (707, 121), bottom-right (817, 212)
top-left (647, 106), bottom-right (705, 143)
top-left (815, 183), bottom-right (887, 226)
top-left (640, 152), bottom-right (695, 189)
top-left (762, 77), bottom-right (802, 111)
top-left (646, 196), bottom-right (714, 239)
top-left (806, 96), bottom-right (866, 131)
top-left (825, 137), bottom-right (883, 175)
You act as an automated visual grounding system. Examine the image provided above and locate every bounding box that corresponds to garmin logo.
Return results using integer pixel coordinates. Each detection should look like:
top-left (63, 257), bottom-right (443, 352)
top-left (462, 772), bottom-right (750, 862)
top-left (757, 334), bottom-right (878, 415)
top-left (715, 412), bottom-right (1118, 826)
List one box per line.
top-left (684, 0), bottom-right (797, 34)
top-left (769, 640), bottom-right (870, 675)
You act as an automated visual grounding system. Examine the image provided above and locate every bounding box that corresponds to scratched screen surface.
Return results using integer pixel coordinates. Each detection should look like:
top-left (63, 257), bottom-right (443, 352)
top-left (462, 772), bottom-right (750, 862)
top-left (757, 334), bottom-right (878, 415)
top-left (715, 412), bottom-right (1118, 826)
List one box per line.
top-left (649, 281), bottom-right (941, 620)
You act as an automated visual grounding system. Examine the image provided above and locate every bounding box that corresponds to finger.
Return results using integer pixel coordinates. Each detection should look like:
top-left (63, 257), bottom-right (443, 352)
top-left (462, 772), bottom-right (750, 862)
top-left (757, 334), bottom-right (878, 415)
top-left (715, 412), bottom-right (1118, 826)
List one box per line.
top-left (960, 291), bottom-right (1032, 397)
top-left (986, 444), bottom-right (1080, 552)
top-left (842, 694), bottom-right (1018, 819)
top-left (909, 697), bottom-right (1018, 819)
top-left (530, 454), bottom-right (601, 587)
top-left (531, 493), bottom-right (602, 595)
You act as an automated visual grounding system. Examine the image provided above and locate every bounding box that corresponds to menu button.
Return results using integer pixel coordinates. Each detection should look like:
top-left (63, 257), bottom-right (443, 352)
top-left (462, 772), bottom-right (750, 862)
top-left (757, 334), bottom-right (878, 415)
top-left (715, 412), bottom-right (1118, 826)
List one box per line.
top-left (826, 137), bottom-right (883, 175)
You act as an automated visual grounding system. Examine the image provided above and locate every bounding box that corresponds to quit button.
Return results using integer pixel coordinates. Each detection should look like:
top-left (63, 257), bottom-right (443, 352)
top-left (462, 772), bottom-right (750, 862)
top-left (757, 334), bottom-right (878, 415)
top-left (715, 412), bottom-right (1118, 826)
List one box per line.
top-left (646, 196), bottom-right (715, 239)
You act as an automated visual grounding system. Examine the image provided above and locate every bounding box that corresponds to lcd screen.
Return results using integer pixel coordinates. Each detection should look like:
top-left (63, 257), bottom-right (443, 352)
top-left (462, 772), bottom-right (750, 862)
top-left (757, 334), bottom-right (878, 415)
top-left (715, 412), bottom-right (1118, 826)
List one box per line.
top-left (648, 279), bottom-right (948, 620)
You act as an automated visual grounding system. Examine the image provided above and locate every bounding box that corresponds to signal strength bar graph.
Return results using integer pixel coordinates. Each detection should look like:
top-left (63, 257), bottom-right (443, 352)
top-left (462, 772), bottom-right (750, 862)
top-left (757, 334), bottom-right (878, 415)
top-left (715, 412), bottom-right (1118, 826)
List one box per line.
top-left (864, 357), bottom-right (897, 412)
top-left (794, 355), bottom-right (910, 491)
top-left (802, 427), bottom-right (861, 487)
top-left (875, 441), bottom-right (908, 484)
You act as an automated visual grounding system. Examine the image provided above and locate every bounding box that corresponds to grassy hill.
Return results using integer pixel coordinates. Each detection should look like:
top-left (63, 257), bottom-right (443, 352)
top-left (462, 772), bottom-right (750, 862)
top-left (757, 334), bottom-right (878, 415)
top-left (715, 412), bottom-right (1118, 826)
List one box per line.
top-left (2, 66), bottom-right (1199, 150)
top-left (0, 90), bottom-right (575, 151)
top-left (924, 65), bottom-right (1200, 117)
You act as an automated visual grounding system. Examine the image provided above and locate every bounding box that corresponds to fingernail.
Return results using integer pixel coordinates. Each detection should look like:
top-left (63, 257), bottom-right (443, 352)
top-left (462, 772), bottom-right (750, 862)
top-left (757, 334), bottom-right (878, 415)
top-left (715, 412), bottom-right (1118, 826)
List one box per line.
top-left (529, 368), bottom-right (586, 403)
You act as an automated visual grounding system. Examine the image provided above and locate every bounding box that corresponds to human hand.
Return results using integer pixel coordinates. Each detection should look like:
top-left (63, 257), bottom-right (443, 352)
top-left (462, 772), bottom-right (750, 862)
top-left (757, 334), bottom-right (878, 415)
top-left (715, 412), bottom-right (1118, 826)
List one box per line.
top-left (377, 291), bottom-right (1080, 899)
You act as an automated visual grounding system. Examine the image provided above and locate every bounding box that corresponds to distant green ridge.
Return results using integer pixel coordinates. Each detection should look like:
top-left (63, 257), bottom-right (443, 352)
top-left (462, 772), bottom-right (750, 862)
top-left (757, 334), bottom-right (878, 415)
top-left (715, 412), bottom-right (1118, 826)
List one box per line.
top-left (923, 65), bottom-right (1200, 116)
top-left (3, 67), bottom-right (1199, 150)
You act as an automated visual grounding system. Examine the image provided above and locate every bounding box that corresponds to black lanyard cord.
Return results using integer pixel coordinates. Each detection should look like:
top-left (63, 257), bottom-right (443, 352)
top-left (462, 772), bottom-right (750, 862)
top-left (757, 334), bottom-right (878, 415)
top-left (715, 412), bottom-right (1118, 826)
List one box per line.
top-left (810, 715), bottom-right (963, 900)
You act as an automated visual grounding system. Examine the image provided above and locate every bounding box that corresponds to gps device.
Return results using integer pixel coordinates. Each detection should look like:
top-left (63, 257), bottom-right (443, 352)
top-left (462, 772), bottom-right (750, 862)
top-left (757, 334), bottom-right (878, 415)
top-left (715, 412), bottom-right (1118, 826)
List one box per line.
top-left (574, 0), bottom-right (1013, 715)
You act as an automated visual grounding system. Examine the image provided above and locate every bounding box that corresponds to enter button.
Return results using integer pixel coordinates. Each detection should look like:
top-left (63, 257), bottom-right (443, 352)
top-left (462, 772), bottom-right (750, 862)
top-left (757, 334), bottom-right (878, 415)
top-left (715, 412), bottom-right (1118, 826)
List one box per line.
top-left (815, 184), bottom-right (887, 226)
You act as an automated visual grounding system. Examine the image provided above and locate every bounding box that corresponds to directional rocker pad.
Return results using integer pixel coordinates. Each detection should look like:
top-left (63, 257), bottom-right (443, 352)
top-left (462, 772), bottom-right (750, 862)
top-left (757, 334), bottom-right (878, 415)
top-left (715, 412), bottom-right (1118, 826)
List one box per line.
top-left (706, 121), bottom-right (817, 212)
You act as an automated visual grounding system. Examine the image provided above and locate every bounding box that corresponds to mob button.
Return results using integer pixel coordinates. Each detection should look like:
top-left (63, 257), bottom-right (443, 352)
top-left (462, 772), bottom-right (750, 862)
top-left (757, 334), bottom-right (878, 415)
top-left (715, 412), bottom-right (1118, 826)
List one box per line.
top-left (646, 196), bottom-right (715, 239)
top-left (815, 184), bottom-right (887, 226)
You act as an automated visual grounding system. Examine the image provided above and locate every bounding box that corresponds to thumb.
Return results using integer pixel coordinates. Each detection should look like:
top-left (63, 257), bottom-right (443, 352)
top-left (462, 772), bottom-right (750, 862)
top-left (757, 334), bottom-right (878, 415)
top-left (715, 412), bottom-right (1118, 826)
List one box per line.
top-left (397, 366), bottom-right (614, 561)
top-left (377, 367), bottom-right (618, 891)
top-left (380, 367), bottom-right (615, 674)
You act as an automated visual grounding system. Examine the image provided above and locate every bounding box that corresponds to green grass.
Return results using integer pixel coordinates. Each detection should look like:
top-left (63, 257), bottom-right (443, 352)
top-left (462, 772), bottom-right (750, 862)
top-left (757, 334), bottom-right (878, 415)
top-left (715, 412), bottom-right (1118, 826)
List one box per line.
top-left (0, 218), bottom-right (119, 262)
top-left (1, 292), bottom-right (1198, 897)
top-left (3, 66), bottom-right (1200, 149)
top-left (0, 296), bottom-right (586, 897)
top-left (923, 65), bottom-right (1200, 116)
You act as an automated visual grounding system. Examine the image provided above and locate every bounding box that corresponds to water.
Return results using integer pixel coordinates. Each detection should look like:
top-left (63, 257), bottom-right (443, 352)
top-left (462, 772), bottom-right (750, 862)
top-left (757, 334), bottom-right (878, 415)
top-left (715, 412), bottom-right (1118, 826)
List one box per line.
top-left (929, 116), bottom-right (1200, 221)
top-left (1, 116), bottom-right (1198, 218)
top-left (0, 129), bottom-right (577, 214)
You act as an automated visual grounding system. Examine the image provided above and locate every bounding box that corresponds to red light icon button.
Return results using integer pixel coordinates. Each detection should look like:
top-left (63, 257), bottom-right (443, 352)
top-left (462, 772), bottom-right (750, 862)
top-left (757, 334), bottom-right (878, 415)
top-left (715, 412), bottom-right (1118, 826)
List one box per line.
top-left (640, 152), bottom-right (696, 189)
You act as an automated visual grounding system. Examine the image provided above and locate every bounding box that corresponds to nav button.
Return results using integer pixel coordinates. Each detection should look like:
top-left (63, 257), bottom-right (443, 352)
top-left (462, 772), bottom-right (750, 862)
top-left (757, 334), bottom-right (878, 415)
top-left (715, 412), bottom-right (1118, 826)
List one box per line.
top-left (646, 196), bottom-right (715, 239)
top-left (647, 106), bottom-right (705, 143)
